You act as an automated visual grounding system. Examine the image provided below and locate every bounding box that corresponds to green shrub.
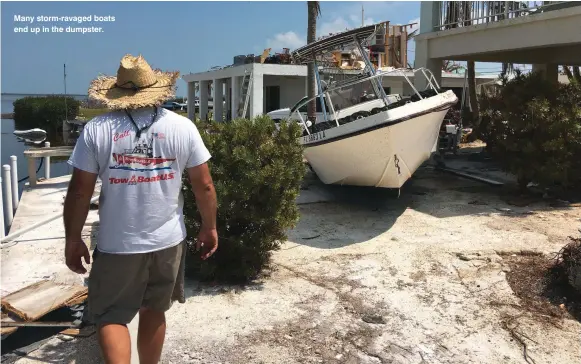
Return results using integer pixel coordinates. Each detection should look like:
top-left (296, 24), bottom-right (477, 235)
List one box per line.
top-left (13, 96), bottom-right (80, 143)
top-left (182, 116), bottom-right (306, 283)
top-left (477, 70), bottom-right (581, 191)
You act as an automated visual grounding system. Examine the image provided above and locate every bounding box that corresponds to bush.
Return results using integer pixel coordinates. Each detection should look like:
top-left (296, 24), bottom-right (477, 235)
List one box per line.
top-left (182, 116), bottom-right (306, 283)
top-left (476, 70), bottom-right (581, 191)
top-left (13, 95), bottom-right (80, 143)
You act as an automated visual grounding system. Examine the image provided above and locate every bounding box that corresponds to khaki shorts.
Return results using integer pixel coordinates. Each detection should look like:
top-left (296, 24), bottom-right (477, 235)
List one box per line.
top-left (87, 241), bottom-right (184, 326)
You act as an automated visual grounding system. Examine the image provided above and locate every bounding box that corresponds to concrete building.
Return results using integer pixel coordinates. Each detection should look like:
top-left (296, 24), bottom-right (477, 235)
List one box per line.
top-left (182, 63), bottom-right (496, 122)
top-left (413, 1), bottom-right (581, 90)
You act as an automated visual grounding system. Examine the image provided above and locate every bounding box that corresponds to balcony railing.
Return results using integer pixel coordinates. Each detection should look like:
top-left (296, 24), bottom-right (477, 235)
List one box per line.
top-left (435, 1), bottom-right (577, 31)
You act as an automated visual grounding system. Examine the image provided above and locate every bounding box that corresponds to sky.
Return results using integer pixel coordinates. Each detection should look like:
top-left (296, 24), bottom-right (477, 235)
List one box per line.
top-left (1, 1), bottom-right (511, 97)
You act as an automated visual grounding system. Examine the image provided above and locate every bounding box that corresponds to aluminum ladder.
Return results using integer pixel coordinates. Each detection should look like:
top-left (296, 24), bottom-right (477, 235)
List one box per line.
top-left (238, 70), bottom-right (253, 118)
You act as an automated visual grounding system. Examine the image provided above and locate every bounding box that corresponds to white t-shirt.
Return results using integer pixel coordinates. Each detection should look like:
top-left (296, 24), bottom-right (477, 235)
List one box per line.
top-left (68, 107), bottom-right (211, 254)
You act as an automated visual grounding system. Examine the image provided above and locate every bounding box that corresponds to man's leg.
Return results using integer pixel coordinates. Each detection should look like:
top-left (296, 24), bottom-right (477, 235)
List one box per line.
top-left (137, 308), bottom-right (166, 364)
top-left (88, 249), bottom-right (149, 364)
top-left (138, 241), bottom-right (184, 364)
top-left (98, 324), bottom-right (131, 364)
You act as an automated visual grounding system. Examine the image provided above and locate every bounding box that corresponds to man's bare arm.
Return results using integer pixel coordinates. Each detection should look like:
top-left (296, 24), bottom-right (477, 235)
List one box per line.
top-left (186, 162), bottom-right (217, 230)
top-left (64, 168), bottom-right (98, 242)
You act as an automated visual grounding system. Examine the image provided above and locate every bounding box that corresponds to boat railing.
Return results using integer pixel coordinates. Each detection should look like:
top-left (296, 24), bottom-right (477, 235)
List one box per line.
top-left (413, 68), bottom-right (441, 91)
top-left (291, 67), bottom-right (442, 135)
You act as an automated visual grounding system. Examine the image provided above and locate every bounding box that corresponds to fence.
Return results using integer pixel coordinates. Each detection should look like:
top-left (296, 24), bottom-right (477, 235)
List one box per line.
top-left (1, 143), bottom-right (73, 238)
top-left (435, 1), bottom-right (576, 30)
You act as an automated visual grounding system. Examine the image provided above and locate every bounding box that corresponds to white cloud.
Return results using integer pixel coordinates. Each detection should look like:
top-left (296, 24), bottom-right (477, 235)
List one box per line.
top-left (265, 31), bottom-right (305, 51)
top-left (318, 15), bottom-right (376, 36)
top-left (318, 17), bottom-right (351, 36)
top-left (263, 2), bottom-right (415, 52)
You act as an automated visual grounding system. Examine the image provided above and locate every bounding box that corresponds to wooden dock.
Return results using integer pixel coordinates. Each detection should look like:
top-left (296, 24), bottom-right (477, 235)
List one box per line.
top-left (1, 175), bottom-right (101, 297)
top-left (0, 175), bottom-right (146, 363)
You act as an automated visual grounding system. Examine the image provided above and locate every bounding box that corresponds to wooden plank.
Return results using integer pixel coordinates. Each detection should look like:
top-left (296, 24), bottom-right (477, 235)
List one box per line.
top-left (383, 21), bottom-right (390, 67)
top-left (436, 167), bottom-right (504, 186)
top-left (400, 25), bottom-right (408, 68)
top-left (60, 325), bottom-right (96, 337)
top-left (260, 48), bottom-right (271, 64)
top-left (65, 294), bottom-right (88, 306)
top-left (27, 156), bottom-right (38, 187)
top-left (24, 148), bottom-right (74, 158)
top-left (1, 280), bottom-right (87, 322)
top-left (0, 320), bottom-right (79, 328)
top-left (0, 312), bottom-right (18, 336)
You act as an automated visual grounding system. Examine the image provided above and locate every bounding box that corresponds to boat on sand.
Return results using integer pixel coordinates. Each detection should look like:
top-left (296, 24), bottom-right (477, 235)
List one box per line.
top-left (273, 23), bottom-right (458, 189)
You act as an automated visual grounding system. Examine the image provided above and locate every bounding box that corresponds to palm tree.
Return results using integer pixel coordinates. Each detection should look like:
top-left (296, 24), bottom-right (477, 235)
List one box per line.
top-left (467, 60), bottom-right (479, 122)
top-left (307, 1), bottom-right (321, 124)
top-left (443, 2), bottom-right (479, 122)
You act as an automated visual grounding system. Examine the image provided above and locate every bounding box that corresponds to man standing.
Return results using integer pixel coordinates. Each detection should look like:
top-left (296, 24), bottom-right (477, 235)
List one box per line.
top-left (63, 54), bottom-right (218, 364)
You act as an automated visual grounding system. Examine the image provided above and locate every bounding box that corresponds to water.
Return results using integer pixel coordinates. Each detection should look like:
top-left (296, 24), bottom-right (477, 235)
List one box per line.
top-left (1, 91), bottom-right (83, 197)
top-left (1, 118), bottom-right (73, 195)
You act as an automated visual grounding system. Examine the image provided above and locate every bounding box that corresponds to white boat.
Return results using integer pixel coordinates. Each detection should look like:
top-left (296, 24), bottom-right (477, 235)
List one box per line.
top-left (13, 128), bottom-right (47, 144)
top-left (281, 23), bottom-right (458, 189)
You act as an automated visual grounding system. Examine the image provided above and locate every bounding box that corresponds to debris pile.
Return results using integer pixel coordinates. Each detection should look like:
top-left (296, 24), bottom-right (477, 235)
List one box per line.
top-left (1, 280), bottom-right (93, 359)
top-left (557, 236), bottom-right (581, 293)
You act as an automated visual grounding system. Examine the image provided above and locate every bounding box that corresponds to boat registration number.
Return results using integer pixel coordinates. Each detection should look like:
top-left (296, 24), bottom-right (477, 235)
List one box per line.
top-left (303, 130), bottom-right (326, 143)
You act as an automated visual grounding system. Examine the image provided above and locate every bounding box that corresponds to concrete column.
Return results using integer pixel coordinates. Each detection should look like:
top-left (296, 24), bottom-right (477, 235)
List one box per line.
top-left (225, 78), bottom-right (232, 121)
top-left (419, 1), bottom-right (440, 33)
top-left (187, 81), bottom-right (196, 120)
top-left (213, 79), bottom-right (224, 122)
top-left (250, 70), bottom-right (264, 118)
top-left (413, 38), bottom-right (441, 91)
top-left (199, 80), bottom-right (209, 121)
top-left (231, 76), bottom-right (240, 119)
top-left (532, 63), bottom-right (558, 85)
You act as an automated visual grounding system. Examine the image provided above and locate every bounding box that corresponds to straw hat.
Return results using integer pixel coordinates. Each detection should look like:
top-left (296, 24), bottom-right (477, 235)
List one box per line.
top-left (88, 54), bottom-right (180, 109)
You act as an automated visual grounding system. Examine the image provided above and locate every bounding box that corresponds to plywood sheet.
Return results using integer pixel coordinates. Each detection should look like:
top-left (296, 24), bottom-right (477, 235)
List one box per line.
top-left (60, 325), bottom-right (96, 337)
top-left (1, 280), bottom-right (87, 322)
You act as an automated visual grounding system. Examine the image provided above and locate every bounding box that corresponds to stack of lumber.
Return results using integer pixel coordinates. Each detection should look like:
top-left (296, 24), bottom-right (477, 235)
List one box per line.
top-left (1, 280), bottom-right (88, 338)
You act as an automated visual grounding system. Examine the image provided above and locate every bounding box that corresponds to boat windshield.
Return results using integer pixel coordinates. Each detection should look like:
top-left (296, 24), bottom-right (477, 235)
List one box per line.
top-left (290, 95), bottom-right (329, 113)
top-left (323, 74), bottom-right (379, 111)
top-left (290, 96), bottom-right (309, 113)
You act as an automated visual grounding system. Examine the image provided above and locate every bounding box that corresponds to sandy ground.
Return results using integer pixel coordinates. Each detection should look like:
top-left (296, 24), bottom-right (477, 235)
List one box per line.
top-left (7, 163), bottom-right (581, 364)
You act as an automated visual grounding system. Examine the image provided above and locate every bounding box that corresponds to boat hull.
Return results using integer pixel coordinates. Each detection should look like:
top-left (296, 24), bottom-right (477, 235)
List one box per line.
top-left (13, 128), bottom-right (47, 143)
top-left (301, 90), bottom-right (457, 188)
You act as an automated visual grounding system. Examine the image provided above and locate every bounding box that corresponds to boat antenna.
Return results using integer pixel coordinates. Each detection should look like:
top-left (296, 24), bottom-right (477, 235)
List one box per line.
top-left (361, 4), bottom-right (364, 26)
top-left (64, 63), bottom-right (68, 122)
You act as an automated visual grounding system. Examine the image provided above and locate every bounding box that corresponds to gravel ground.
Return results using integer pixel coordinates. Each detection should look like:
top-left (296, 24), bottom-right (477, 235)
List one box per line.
top-left (11, 165), bottom-right (581, 364)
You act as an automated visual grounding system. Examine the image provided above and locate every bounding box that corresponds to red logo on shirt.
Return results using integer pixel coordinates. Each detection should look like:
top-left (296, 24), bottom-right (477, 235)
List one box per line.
top-left (113, 130), bottom-right (131, 142)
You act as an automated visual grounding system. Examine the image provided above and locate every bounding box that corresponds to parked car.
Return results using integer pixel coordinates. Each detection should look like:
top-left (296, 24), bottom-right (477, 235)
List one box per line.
top-left (161, 101), bottom-right (182, 111)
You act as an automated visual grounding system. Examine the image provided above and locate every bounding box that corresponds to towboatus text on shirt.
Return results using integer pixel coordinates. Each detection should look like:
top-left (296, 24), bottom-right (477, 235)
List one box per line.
top-left (109, 172), bottom-right (175, 185)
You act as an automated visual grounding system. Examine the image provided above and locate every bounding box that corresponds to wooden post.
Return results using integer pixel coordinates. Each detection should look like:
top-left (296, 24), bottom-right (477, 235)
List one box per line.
top-left (400, 25), bottom-right (408, 69)
top-left (0, 176), bottom-right (4, 238)
top-left (27, 157), bottom-right (37, 187)
top-left (393, 26), bottom-right (401, 68)
top-left (383, 21), bottom-right (390, 67)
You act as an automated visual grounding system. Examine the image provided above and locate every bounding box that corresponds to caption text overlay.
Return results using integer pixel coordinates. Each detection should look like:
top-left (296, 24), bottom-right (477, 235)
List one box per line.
top-left (13, 15), bottom-right (116, 34)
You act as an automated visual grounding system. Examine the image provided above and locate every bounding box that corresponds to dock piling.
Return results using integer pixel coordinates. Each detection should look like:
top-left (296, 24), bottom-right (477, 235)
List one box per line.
top-left (10, 155), bottom-right (19, 211)
top-left (2, 165), bottom-right (14, 231)
top-left (44, 142), bottom-right (51, 179)
top-left (0, 177), bottom-right (4, 238)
